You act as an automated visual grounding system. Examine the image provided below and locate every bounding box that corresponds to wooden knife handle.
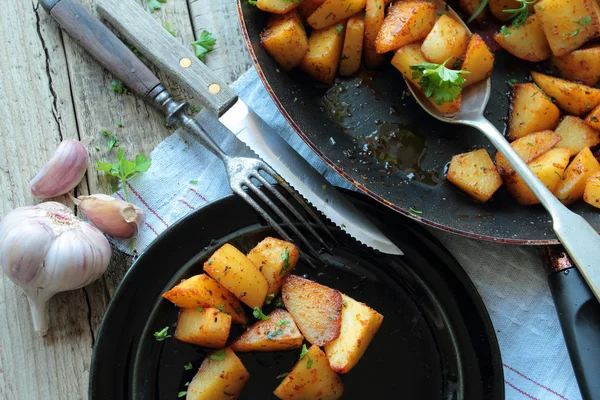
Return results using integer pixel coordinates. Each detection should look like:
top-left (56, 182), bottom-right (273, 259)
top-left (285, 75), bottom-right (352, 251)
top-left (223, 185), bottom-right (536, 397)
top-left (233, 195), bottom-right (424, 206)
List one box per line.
top-left (95, 0), bottom-right (237, 117)
top-left (41, 0), bottom-right (161, 99)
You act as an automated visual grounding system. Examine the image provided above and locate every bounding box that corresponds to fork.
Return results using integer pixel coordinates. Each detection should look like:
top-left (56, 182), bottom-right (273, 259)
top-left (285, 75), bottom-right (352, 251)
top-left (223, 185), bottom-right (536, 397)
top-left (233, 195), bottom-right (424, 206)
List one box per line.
top-left (405, 1), bottom-right (600, 302)
top-left (39, 0), bottom-right (332, 261)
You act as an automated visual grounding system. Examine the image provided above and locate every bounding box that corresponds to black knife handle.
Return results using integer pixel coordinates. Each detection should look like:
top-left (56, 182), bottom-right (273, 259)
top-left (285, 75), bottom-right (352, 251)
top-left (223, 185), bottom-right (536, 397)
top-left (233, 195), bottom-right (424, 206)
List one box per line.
top-left (542, 246), bottom-right (600, 400)
top-left (41, 0), bottom-right (161, 99)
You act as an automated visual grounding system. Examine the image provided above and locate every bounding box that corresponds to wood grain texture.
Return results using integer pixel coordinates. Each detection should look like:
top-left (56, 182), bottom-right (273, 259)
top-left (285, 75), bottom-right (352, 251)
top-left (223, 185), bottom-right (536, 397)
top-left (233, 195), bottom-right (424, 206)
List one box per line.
top-left (97, 0), bottom-right (238, 116)
top-left (0, 0), bottom-right (252, 398)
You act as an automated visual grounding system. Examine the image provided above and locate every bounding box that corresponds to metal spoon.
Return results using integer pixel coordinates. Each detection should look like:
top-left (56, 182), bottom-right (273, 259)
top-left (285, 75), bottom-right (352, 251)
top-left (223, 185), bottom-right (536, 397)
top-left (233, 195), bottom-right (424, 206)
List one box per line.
top-left (404, 3), bottom-right (600, 302)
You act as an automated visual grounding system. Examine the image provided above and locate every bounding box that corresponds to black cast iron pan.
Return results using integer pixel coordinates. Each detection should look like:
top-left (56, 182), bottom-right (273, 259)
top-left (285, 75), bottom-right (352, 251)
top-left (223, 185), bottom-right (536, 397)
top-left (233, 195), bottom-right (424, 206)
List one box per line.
top-left (236, 1), bottom-right (600, 244)
top-left (89, 189), bottom-right (503, 399)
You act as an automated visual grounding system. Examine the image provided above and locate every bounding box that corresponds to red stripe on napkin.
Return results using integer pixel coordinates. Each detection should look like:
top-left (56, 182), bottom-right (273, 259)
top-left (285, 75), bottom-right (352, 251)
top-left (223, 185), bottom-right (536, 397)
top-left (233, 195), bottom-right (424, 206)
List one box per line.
top-left (128, 183), bottom-right (169, 227)
top-left (506, 380), bottom-right (540, 400)
top-left (504, 364), bottom-right (568, 400)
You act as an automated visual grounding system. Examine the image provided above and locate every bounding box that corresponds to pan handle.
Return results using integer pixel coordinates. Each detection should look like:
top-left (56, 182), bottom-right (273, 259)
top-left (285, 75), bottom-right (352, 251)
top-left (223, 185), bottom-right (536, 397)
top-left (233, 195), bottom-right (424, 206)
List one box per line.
top-left (540, 246), bottom-right (600, 400)
top-left (95, 0), bottom-right (237, 117)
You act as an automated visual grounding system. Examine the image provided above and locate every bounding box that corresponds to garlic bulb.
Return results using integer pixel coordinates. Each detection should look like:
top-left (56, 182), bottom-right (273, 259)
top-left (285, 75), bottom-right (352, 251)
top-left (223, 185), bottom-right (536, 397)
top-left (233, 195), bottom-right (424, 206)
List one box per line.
top-left (76, 194), bottom-right (145, 238)
top-left (0, 202), bottom-right (111, 336)
top-left (30, 139), bottom-right (89, 198)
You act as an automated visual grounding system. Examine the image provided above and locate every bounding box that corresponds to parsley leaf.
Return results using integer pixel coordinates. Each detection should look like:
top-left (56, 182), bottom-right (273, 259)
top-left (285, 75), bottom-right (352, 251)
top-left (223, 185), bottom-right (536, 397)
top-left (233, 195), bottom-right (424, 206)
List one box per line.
top-left (196, 306), bottom-right (204, 312)
top-left (248, 0), bottom-right (257, 4)
top-left (410, 61), bottom-right (469, 105)
top-left (503, 0), bottom-right (537, 28)
top-left (217, 304), bottom-right (229, 314)
top-left (299, 344), bottom-right (309, 359)
top-left (280, 248), bottom-right (291, 275)
top-left (276, 372), bottom-right (288, 379)
top-left (184, 362), bottom-right (193, 371)
top-left (576, 16), bottom-right (592, 25)
top-left (191, 31), bottom-right (217, 61)
top-left (211, 349), bottom-right (226, 361)
top-left (189, 105), bottom-right (201, 114)
top-left (306, 356), bottom-right (313, 369)
top-left (253, 307), bottom-right (270, 321)
top-left (177, 391), bottom-right (187, 398)
top-left (107, 135), bottom-right (119, 151)
top-left (276, 319), bottom-right (290, 327)
top-left (95, 148), bottom-right (152, 201)
top-left (164, 21), bottom-right (176, 36)
top-left (111, 80), bottom-right (129, 94)
top-left (153, 326), bottom-right (170, 341)
top-left (190, 180), bottom-right (199, 185)
top-left (148, 0), bottom-right (166, 13)
top-left (265, 292), bottom-right (275, 305)
top-left (335, 24), bottom-right (344, 36)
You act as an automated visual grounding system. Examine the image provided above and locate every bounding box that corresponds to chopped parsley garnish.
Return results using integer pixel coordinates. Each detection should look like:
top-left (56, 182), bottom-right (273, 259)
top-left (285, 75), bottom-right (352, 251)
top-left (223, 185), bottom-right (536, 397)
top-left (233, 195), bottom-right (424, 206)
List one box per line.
top-left (280, 248), bottom-right (291, 275)
top-left (322, 184), bottom-right (327, 190)
top-left (503, 0), bottom-right (537, 28)
top-left (273, 295), bottom-right (285, 308)
top-left (189, 105), bottom-right (201, 114)
top-left (177, 391), bottom-right (187, 398)
top-left (248, 0), bottom-right (257, 5)
top-left (164, 22), bottom-right (176, 36)
top-left (306, 356), bottom-right (313, 369)
top-left (265, 292), bottom-right (275, 304)
top-left (191, 31), bottom-right (217, 61)
top-left (148, 0), bottom-right (166, 13)
top-left (508, 78), bottom-right (518, 84)
top-left (190, 180), bottom-right (198, 185)
top-left (107, 135), bottom-right (119, 151)
top-left (210, 349), bottom-right (226, 361)
top-left (217, 304), bottom-right (228, 314)
top-left (276, 372), bottom-right (288, 379)
top-left (575, 16), bottom-right (592, 25)
top-left (153, 326), bottom-right (171, 341)
top-left (410, 61), bottom-right (469, 105)
top-left (266, 329), bottom-right (283, 340)
top-left (111, 80), bottom-right (129, 94)
top-left (299, 344), bottom-right (309, 359)
top-left (184, 362), bottom-right (193, 370)
top-left (500, 25), bottom-right (512, 37)
top-left (276, 319), bottom-right (290, 327)
top-left (253, 307), bottom-right (270, 321)
top-left (335, 24), bottom-right (344, 36)
top-left (409, 207), bottom-right (423, 215)
top-left (96, 149), bottom-right (151, 202)
top-left (117, 121), bottom-right (124, 128)
top-left (196, 307), bottom-right (204, 313)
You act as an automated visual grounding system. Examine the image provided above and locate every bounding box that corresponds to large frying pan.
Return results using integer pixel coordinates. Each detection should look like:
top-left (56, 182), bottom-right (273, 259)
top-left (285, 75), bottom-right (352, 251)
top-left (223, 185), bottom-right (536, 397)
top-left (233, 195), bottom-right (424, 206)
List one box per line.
top-left (237, 1), bottom-right (600, 244)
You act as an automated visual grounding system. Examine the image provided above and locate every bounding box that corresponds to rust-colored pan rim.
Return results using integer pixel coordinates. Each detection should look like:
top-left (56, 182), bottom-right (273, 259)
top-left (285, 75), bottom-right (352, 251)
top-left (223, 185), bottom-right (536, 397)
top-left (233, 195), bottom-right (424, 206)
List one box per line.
top-left (235, 1), bottom-right (560, 246)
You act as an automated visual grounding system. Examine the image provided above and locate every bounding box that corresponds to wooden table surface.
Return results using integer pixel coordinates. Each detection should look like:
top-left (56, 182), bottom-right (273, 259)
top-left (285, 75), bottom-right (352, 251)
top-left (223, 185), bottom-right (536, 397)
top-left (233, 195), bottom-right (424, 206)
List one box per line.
top-left (0, 0), bottom-right (251, 397)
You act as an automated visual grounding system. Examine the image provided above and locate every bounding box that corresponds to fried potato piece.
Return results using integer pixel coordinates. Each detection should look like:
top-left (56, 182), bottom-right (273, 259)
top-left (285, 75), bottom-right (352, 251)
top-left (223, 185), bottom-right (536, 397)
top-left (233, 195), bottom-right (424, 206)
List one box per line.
top-left (375, 1), bottom-right (436, 54)
top-left (323, 294), bottom-right (383, 374)
top-left (583, 172), bottom-right (600, 208)
top-left (281, 275), bottom-right (342, 346)
top-left (535, 0), bottom-right (600, 57)
top-left (162, 274), bottom-right (247, 324)
top-left (552, 44), bottom-right (600, 87)
top-left (555, 147), bottom-right (600, 204)
top-left (555, 116), bottom-right (600, 156)
top-left (447, 149), bottom-right (503, 202)
top-left (247, 237), bottom-right (299, 297)
top-left (186, 348), bottom-right (249, 400)
top-left (307, 0), bottom-right (366, 29)
top-left (391, 43), bottom-right (462, 115)
top-left (531, 71), bottom-right (600, 116)
top-left (495, 131), bottom-right (562, 176)
top-left (461, 34), bottom-right (494, 88)
top-left (585, 103), bottom-right (600, 130)
top-left (298, 0), bottom-right (325, 20)
top-left (363, 0), bottom-right (385, 68)
top-left (459, 0), bottom-right (487, 22)
top-left (230, 309), bottom-right (303, 352)
top-left (204, 244), bottom-right (269, 309)
top-left (174, 308), bottom-right (231, 348)
top-left (257, 0), bottom-right (303, 14)
top-left (507, 83), bottom-right (560, 140)
top-left (339, 12), bottom-right (365, 76)
top-left (493, 15), bottom-right (551, 62)
top-left (261, 11), bottom-right (309, 70)
top-left (504, 148), bottom-right (571, 205)
top-left (421, 15), bottom-right (469, 66)
top-left (273, 345), bottom-right (344, 400)
top-left (300, 23), bottom-right (346, 84)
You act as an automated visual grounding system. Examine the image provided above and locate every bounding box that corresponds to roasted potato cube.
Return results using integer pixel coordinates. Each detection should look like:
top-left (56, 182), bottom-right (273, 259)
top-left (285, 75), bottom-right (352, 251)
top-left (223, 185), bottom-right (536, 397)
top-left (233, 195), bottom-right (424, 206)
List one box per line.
top-left (247, 237), bottom-right (299, 297)
top-left (555, 116), bottom-right (600, 156)
top-left (273, 345), bottom-right (344, 400)
top-left (375, 1), bottom-right (436, 54)
top-left (230, 309), bottom-right (303, 352)
top-left (323, 294), bottom-right (383, 374)
top-left (204, 244), bottom-right (269, 309)
top-left (552, 45), bottom-right (600, 87)
top-left (508, 83), bottom-right (561, 140)
top-left (282, 275), bottom-right (342, 346)
top-left (300, 24), bottom-right (345, 84)
top-left (447, 149), bottom-right (503, 202)
top-left (583, 172), bottom-right (600, 208)
top-left (421, 15), bottom-right (469, 66)
top-left (339, 12), bottom-right (365, 76)
top-left (459, 0), bottom-right (487, 22)
top-left (495, 131), bottom-right (562, 176)
top-left (531, 71), bottom-right (600, 116)
top-left (555, 147), bottom-right (600, 204)
top-left (261, 12), bottom-right (309, 71)
top-left (174, 308), bottom-right (231, 348)
top-left (162, 274), bottom-right (247, 324)
top-left (298, 0), bottom-right (325, 20)
top-left (257, 0), bottom-right (303, 14)
top-left (307, 0), bottom-right (366, 29)
top-left (585, 103), bottom-right (600, 130)
top-left (391, 43), bottom-right (462, 115)
top-left (504, 148), bottom-right (571, 205)
top-left (461, 34), bottom-right (494, 88)
top-left (535, 0), bottom-right (600, 57)
top-left (363, 0), bottom-right (385, 68)
top-left (489, 0), bottom-right (533, 21)
top-left (493, 15), bottom-right (551, 62)
top-left (186, 348), bottom-right (249, 400)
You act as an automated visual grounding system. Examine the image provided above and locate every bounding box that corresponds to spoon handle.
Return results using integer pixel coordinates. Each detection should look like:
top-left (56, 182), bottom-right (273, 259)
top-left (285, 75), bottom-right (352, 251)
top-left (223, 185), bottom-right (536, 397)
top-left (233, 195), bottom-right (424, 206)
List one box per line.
top-left (472, 117), bottom-right (600, 303)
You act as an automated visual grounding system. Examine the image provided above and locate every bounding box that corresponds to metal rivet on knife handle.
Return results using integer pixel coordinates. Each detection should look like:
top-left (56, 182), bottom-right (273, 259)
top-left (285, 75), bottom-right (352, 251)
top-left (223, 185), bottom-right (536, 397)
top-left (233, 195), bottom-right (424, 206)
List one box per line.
top-left (179, 57), bottom-right (192, 68)
top-left (208, 83), bottom-right (221, 94)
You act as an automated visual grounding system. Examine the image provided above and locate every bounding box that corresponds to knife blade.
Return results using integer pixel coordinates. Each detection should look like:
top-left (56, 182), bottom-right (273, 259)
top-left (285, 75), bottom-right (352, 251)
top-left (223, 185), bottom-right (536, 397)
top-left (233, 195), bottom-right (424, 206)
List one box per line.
top-left (90, 0), bottom-right (401, 255)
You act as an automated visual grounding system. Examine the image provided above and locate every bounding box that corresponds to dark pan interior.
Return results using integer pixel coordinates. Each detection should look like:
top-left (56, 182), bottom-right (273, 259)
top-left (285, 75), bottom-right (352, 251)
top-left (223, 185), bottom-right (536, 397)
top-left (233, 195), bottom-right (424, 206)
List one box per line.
top-left (237, 1), bottom-right (600, 244)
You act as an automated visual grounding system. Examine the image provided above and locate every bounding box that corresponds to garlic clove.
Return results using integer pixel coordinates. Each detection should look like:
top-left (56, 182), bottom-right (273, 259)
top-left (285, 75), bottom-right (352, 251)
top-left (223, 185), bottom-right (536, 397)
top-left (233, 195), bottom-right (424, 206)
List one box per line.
top-left (30, 139), bottom-right (89, 198)
top-left (76, 194), bottom-right (145, 238)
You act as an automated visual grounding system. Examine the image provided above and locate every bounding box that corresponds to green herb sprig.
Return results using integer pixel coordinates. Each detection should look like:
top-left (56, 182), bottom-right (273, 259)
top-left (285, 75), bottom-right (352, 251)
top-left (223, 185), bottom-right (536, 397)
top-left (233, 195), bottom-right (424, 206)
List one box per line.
top-left (191, 31), bottom-right (217, 61)
top-left (96, 149), bottom-right (152, 202)
top-left (410, 61), bottom-right (469, 105)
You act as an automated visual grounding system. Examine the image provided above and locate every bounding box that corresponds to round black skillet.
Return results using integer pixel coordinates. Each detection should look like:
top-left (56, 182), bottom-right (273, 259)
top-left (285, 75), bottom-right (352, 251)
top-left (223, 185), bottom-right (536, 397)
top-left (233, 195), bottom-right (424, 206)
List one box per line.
top-left (89, 189), bottom-right (503, 399)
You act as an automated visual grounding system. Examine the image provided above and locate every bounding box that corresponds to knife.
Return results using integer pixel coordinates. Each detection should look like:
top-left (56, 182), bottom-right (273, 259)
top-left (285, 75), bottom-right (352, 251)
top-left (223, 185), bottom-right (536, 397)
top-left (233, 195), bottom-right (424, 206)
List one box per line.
top-left (40, 0), bottom-right (402, 255)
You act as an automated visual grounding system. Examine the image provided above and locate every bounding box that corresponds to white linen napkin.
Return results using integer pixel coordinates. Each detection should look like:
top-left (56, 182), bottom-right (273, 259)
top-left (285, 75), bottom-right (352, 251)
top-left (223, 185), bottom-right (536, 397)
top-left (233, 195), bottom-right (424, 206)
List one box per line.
top-left (110, 68), bottom-right (580, 400)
